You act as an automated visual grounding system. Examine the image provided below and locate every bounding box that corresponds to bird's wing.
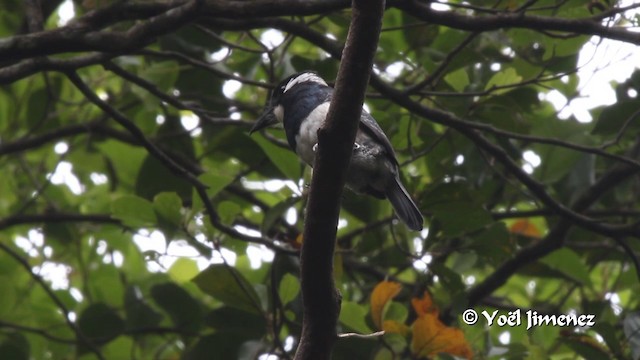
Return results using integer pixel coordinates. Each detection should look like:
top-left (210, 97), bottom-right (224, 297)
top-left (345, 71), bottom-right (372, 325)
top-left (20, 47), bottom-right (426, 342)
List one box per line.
top-left (323, 88), bottom-right (398, 165)
top-left (358, 111), bottom-right (399, 165)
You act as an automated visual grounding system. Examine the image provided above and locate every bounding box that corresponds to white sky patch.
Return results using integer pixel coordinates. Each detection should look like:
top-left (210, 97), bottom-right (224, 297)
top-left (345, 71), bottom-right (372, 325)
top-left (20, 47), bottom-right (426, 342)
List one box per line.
top-left (430, 1), bottom-right (451, 11)
top-left (234, 224), bottom-right (262, 238)
top-left (213, 248), bottom-right (237, 266)
top-left (112, 250), bottom-right (124, 267)
top-left (284, 336), bottom-right (295, 352)
top-left (246, 246), bottom-right (264, 269)
top-left (57, 0), bottom-right (75, 26)
top-left (413, 253), bottom-right (432, 272)
top-left (133, 230), bottom-right (166, 272)
top-left (90, 172), bottom-right (108, 185)
top-left (523, 150), bottom-right (541, 168)
top-left (385, 61), bottom-right (406, 79)
top-left (258, 355), bottom-right (279, 360)
top-left (49, 161), bottom-right (83, 195)
top-left (211, 47), bottom-right (230, 62)
top-left (285, 207), bottom-right (298, 225)
top-left (498, 331), bottom-right (511, 345)
top-left (54, 142), bottom-right (68, 154)
top-left (133, 231), bottom-right (213, 271)
top-left (181, 112), bottom-right (200, 134)
top-left (69, 287), bottom-right (84, 302)
top-left (241, 178), bottom-right (301, 195)
top-left (260, 29), bottom-right (285, 50)
top-left (561, 11), bottom-right (640, 122)
top-left (223, 79), bottom-right (242, 98)
top-left (35, 262), bottom-right (71, 290)
top-left (97, 90), bottom-right (109, 101)
top-left (14, 230), bottom-right (44, 258)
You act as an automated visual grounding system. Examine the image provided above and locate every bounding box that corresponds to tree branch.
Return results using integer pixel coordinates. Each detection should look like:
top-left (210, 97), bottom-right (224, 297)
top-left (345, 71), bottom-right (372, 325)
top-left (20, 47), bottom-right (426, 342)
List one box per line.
top-left (295, 0), bottom-right (385, 359)
top-left (0, 213), bottom-right (119, 231)
top-left (465, 137), bottom-right (640, 307)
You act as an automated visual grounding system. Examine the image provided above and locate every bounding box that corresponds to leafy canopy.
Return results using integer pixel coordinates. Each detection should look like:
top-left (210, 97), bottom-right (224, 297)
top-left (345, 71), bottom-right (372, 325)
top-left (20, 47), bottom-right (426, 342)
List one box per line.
top-left (1, 0), bottom-right (640, 359)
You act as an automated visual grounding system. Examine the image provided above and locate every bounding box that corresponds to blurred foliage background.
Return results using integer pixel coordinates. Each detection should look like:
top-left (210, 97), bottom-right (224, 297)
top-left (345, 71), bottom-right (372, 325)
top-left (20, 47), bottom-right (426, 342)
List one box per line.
top-left (1, 0), bottom-right (640, 359)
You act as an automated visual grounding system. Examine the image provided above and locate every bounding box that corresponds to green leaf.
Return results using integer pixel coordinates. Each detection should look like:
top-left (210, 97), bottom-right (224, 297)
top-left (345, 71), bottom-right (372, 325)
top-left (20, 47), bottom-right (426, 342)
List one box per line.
top-left (153, 192), bottom-right (183, 227)
top-left (251, 133), bottom-right (301, 180)
top-left (124, 286), bottom-right (163, 330)
top-left (218, 200), bottom-right (242, 224)
top-left (262, 197), bottom-right (301, 233)
top-left (134, 117), bottom-right (195, 200)
top-left (151, 282), bottom-right (203, 332)
top-left (470, 222), bottom-right (511, 263)
top-left (562, 337), bottom-right (611, 360)
top-left (192, 264), bottom-right (262, 314)
top-left (485, 68), bottom-right (522, 95)
top-left (444, 67), bottom-right (469, 92)
top-left (429, 201), bottom-right (493, 236)
top-left (168, 258), bottom-right (199, 283)
top-left (539, 248), bottom-right (592, 286)
top-left (77, 303), bottom-right (125, 349)
top-left (384, 301), bottom-right (408, 324)
top-left (591, 100), bottom-right (640, 136)
top-left (204, 307), bottom-right (266, 337)
top-left (339, 301), bottom-right (371, 334)
top-left (278, 273), bottom-right (300, 306)
top-left (138, 61), bottom-right (180, 93)
top-left (0, 333), bottom-right (29, 360)
top-left (111, 195), bottom-right (157, 228)
top-left (183, 333), bottom-right (245, 360)
top-left (199, 173), bottom-right (235, 198)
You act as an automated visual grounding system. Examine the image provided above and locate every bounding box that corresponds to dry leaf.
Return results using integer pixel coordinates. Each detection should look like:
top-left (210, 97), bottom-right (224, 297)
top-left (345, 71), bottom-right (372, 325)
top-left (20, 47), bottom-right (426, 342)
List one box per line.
top-left (509, 219), bottom-right (541, 238)
top-left (383, 320), bottom-right (410, 337)
top-left (411, 291), bottom-right (439, 316)
top-left (370, 281), bottom-right (402, 329)
top-left (411, 313), bottom-right (473, 359)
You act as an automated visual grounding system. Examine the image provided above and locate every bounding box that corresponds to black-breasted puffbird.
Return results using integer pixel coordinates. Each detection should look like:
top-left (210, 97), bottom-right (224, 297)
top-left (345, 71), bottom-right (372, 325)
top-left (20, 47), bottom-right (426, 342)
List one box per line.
top-left (250, 71), bottom-right (423, 231)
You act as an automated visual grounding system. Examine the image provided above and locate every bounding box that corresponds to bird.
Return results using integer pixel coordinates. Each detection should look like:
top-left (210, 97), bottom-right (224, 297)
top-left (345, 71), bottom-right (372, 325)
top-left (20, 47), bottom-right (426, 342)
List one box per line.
top-left (250, 71), bottom-right (423, 231)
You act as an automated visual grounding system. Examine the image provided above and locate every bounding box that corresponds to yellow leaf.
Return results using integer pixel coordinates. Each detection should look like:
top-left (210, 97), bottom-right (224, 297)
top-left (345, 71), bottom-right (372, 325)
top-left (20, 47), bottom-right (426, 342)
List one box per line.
top-left (383, 320), bottom-right (410, 337)
top-left (411, 314), bottom-right (473, 360)
top-left (509, 219), bottom-right (541, 238)
top-left (370, 281), bottom-right (402, 329)
top-left (294, 233), bottom-right (303, 248)
top-left (411, 291), bottom-right (438, 316)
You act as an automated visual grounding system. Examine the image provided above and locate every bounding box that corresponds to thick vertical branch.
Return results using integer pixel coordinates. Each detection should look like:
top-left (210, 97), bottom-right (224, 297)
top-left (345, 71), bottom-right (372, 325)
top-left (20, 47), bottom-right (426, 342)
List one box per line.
top-left (295, 0), bottom-right (385, 359)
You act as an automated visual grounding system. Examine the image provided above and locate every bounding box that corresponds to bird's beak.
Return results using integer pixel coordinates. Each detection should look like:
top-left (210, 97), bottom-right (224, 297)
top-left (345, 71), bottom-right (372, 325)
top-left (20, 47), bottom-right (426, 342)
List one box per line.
top-left (249, 107), bottom-right (278, 134)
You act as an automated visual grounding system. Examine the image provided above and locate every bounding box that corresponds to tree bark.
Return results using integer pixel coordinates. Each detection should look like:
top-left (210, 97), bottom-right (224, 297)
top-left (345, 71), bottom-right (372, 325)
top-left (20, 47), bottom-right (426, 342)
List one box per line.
top-left (294, 0), bottom-right (385, 359)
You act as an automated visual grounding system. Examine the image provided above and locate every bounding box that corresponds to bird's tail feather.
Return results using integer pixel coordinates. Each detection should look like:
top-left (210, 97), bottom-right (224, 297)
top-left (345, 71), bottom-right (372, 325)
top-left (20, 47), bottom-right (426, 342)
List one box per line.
top-left (386, 177), bottom-right (423, 231)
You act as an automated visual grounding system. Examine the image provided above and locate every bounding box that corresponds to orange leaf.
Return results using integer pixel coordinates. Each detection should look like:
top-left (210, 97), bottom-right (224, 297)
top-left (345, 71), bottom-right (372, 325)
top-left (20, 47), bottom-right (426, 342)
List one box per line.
top-left (294, 233), bottom-right (303, 248)
top-left (370, 281), bottom-right (402, 329)
top-left (382, 320), bottom-right (410, 337)
top-left (411, 314), bottom-right (472, 360)
top-left (411, 291), bottom-right (438, 316)
top-left (509, 219), bottom-right (541, 238)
